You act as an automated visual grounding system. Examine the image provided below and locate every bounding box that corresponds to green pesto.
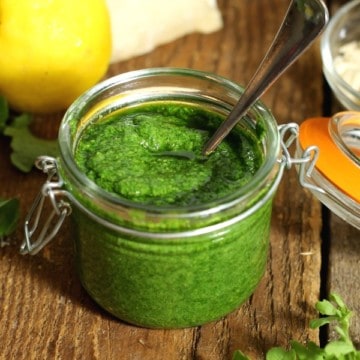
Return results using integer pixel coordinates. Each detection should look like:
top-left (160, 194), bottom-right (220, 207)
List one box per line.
top-left (73, 197), bottom-right (272, 328)
top-left (74, 102), bottom-right (263, 206)
top-left (67, 100), bottom-right (273, 328)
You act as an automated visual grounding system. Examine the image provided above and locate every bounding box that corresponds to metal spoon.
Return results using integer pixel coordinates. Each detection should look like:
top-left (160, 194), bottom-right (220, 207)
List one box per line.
top-left (202, 0), bottom-right (329, 155)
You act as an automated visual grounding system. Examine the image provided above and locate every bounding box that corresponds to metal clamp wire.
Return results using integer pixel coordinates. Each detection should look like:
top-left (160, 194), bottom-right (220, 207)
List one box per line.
top-left (21, 156), bottom-right (72, 255)
top-left (278, 123), bottom-right (324, 194)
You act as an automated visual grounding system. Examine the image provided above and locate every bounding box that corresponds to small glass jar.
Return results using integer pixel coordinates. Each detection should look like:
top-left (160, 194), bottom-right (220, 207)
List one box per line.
top-left (22, 68), bottom-right (284, 328)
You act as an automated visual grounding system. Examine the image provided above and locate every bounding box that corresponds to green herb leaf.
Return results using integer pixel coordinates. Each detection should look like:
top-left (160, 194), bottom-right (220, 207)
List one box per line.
top-left (329, 293), bottom-right (346, 309)
top-left (0, 96), bottom-right (10, 132)
top-left (310, 316), bottom-right (336, 329)
top-left (234, 293), bottom-right (360, 360)
top-left (232, 350), bottom-right (251, 360)
top-left (266, 347), bottom-right (296, 360)
top-left (3, 113), bottom-right (58, 172)
top-left (334, 326), bottom-right (348, 342)
top-left (315, 299), bottom-right (338, 316)
top-left (0, 197), bottom-right (20, 238)
top-left (325, 340), bottom-right (355, 357)
top-left (290, 340), bottom-right (325, 360)
top-left (306, 341), bottom-right (327, 359)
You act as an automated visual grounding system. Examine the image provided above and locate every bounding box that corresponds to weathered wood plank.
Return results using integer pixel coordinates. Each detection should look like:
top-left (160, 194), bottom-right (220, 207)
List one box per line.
top-left (328, 214), bottom-right (360, 346)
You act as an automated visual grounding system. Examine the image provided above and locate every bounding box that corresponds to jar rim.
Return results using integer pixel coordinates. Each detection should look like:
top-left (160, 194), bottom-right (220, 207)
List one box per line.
top-left (58, 67), bottom-right (280, 218)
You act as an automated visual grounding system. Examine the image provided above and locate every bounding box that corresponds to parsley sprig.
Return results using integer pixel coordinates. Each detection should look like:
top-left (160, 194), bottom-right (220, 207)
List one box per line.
top-left (0, 96), bottom-right (58, 244)
top-left (233, 293), bottom-right (359, 360)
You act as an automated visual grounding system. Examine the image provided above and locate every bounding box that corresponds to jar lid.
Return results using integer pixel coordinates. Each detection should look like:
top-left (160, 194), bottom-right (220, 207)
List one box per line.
top-left (299, 111), bottom-right (360, 204)
top-left (297, 111), bottom-right (360, 229)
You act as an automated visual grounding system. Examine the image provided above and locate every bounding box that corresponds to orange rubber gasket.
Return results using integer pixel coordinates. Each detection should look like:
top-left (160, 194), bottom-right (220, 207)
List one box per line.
top-left (299, 117), bottom-right (360, 203)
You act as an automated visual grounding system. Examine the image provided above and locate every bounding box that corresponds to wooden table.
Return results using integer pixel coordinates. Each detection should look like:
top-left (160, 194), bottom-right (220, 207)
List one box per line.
top-left (1, 0), bottom-right (359, 358)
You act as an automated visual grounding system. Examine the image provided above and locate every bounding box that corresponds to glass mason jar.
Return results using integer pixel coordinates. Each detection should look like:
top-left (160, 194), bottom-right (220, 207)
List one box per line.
top-left (23, 68), bottom-right (285, 328)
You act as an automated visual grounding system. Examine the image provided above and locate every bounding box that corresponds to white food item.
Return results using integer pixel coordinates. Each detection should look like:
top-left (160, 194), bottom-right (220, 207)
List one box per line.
top-left (333, 41), bottom-right (360, 92)
top-left (106, 0), bottom-right (223, 63)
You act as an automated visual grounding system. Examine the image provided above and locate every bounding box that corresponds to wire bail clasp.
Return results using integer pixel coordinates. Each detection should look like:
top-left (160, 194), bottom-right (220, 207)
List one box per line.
top-left (21, 156), bottom-right (72, 255)
top-left (278, 123), bottom-right (325, 194)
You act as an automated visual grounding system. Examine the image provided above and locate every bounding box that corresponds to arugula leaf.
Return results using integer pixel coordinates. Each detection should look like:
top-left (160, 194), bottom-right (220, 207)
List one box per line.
top-left (0, 197), bottom-right (20, 240)
top-left (3, 113), bottom-right (58, 172)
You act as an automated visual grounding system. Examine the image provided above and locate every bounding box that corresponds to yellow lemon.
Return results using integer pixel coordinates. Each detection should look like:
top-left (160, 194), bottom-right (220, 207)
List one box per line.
top-left (0, 0), bottom-right (111, 114)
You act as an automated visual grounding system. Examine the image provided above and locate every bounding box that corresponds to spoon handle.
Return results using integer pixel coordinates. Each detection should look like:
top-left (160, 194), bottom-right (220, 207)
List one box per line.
top-left (202, 0), bottom-right (328, 155)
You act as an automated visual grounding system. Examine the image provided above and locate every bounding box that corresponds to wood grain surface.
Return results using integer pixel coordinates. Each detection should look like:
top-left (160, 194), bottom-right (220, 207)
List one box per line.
top-left (0, 0), bottom-right (358, 359)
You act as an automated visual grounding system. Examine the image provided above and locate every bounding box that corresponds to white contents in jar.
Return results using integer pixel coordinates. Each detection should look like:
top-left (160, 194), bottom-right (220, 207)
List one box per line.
top-left (333, 41), bottom-right (360, 92)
